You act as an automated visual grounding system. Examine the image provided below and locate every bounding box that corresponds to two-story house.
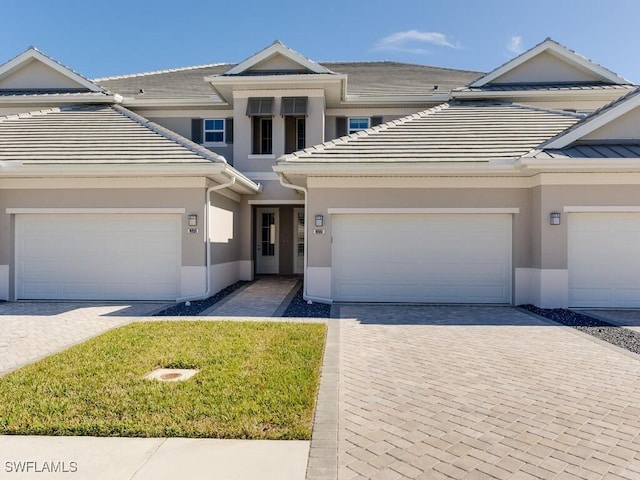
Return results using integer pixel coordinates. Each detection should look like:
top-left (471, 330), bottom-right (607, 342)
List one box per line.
top-left (1, 39), bottom-right (639, 308)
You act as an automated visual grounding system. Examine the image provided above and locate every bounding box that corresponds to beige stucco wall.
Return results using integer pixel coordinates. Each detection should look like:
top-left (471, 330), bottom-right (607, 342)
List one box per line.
top-left (583, 109), bottom-right (640, 140)
top-left (0, 188), bottom-right (230, 266)
top-left (306, 187), bottom-right (532, 269)
top-left (534, 184), bottom-right (640, 269)
top-left (492, 51), bottom-right (598, 84)
top-left (0, 60), bottom-right (85, 90)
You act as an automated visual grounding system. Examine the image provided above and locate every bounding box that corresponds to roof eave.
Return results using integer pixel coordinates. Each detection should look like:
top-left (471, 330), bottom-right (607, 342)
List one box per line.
top-left (273, 160), bottom-right (523, 176)
top-left (518, 157), bottom-right (640, 171)
top-left (451, 88), bottom-right (634, 101)
top-left (0, 162), bottom-right (261, 193)
top-left (0, 94), bottom-right (117, 105)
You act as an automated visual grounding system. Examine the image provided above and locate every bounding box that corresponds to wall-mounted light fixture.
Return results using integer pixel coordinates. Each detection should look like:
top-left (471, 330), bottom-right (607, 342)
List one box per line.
top-left (550, 212), bottom-right (561, 225)
top-left (315, 214), bottom-right (324, 227)
top-left (188, 214), bottom-right (198, 227)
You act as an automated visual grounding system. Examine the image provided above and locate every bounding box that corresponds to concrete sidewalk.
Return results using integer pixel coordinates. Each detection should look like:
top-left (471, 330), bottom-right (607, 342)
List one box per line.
top-left (0, 436), bottom-right (309, 480)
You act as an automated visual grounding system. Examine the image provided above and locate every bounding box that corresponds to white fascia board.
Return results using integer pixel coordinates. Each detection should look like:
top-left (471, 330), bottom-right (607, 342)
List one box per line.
top-left (470, 39), bottom-right (629, 88)
top-left (224, 42), bottom-right (332, 75)
top-left (519, 157), bottom-right (640, 171)
top-left (451, 88), bottom-right (631, 102)
top-left (273, 161), bottom-right (521, 176)
top-left (341, 93), bottom-right (451, 105)
top-left (543, 93), bottom-right (640, 149)
top-left (0, 163), bottom-right (261, 193)
top-left (0, 48), bottom-right (104, 92)
top-left (205, 73), bottom-right (345, 86)
top-left (0, 94), bottom-right (115, 105)
top-left (119, 97), bottom-right (229, 108)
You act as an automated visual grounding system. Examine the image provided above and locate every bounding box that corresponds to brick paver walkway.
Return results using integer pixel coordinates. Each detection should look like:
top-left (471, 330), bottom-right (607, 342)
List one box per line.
top-left (0, 302), bottom-right (166, 375)
top-left (337, 305), bottom-right (640, 480)
top-left (200, 276), bottom-right (299, 317)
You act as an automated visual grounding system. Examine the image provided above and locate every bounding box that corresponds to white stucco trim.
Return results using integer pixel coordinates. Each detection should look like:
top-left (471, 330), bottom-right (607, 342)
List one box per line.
top-left (181, 266), bottom-right (206, 298)
top-left (209, 262), bottom-right (243, 295)
top-left (564, 206), bottom-right (640, 213)
top-left (515, 268), bottom-right (568, 308)
top-left (6, 208), bottom-right (186, 215)
top-left (327, 208), bottom-right (520, 214)
top-left (238, 260), bottom-right (253, 281)
top-left (0, 265), bottom-right (8, 301)
top-left (248, 200), bottom-right (304, 205)
top-left (306, 267), bottom-right (332, 303)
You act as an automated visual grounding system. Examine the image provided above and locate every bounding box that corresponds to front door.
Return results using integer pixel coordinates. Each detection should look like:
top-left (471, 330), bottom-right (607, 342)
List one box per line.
top-left (294, 208), bottom-right (304, 274)
top-left (256, 208), bottom-right (279, 274)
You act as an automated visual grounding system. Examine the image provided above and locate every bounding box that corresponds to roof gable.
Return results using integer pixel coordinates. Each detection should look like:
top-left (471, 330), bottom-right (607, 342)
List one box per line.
top-left (0, 47), bottom-right (103, 92)
top-left (223, 41), bottom-right (333, 75)
top-left (542, 88), bottom-right (640, 148)
top-left (471, 38), bottom-right (629, 87)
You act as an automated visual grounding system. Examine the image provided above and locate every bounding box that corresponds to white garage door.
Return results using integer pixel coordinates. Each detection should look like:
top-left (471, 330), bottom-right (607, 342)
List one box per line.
top-left (569, 213), bottom-right (640, 308)
top-left (15, 214), bottom-right (181, 301)
top-left (332, 213), bottom-right (512, 303)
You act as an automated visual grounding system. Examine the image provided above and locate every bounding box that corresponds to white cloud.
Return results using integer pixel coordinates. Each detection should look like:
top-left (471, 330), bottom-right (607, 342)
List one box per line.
top-left (507, 35), bottom-right (524, 55)
top-left (374, 30), bottom-right (459, 54)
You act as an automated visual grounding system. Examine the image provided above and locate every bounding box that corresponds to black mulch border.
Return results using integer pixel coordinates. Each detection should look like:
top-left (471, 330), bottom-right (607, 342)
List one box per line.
top-left (153, 281), bottom-right (250, 317)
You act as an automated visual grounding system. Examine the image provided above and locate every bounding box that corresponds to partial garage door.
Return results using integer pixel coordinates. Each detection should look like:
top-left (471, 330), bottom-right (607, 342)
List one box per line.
top-left (15, 213), bottom-right (181, 301)
top-left (569, 212), bottom-right (640, 308)
top-left (332, 213), bottom-right (512, 303)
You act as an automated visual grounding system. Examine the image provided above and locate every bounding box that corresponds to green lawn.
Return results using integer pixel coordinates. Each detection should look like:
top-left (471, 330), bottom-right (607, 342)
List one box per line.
top-left (0, 321), bottom-right (326, 439)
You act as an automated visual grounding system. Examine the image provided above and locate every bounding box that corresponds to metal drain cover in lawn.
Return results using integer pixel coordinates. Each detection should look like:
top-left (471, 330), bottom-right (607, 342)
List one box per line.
top-left (144, 368), bottom-right (199, 382)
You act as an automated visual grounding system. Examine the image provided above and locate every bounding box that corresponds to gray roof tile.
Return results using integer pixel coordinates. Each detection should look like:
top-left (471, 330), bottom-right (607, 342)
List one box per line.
top-left (281, 102), bottom-right (581, 163)
top-left (95, 62), bottom-right (482, 100)
top-left (0, 104), bottom-right (227, 165)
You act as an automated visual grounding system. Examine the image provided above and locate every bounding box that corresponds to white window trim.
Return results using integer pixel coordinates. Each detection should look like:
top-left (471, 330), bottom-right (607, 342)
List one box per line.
top-left (347, 117), bottom-right (370, 135)
top-left (203, 118), bottom-right (226, 147)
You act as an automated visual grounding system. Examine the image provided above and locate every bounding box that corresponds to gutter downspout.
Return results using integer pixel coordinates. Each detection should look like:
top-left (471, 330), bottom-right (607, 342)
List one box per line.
top-left (177, 177), bottom-right (236, 303)
top-left (278, 172), bottom-right (326, 303)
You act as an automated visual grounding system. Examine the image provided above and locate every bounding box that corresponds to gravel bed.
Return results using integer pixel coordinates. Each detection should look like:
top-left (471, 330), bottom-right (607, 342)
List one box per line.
top-left (153, 281), bottom-right (250, 316)
top-left (520, 304), bottom-right (640, 355)
top-left (282, 285), bottom-right (331, 318)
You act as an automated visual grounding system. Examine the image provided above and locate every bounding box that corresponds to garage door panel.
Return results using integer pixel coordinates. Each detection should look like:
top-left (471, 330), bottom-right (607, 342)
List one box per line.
top-left (569, 213), bottom-right (640, 308)
top-left (333, 213), bottom-right (511, 303)
top-left (16, 214), bottom-right (181, 301)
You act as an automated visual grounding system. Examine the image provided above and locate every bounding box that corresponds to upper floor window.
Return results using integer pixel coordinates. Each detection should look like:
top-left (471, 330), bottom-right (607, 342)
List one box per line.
top-left (204, 119), bottom-right (225, 144)
top-left (348, 117), bottom-right (370, 134)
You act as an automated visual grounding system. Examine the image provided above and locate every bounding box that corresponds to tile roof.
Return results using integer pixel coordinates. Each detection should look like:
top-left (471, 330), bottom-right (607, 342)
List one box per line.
top-left (280, 102), bottom-right (581, 163)
top-left (532, 144), bottom-right (640, 159)
top-left (95, 62), bottom-right (482, 100)
top-left (0, 104), bottom-right (227, 165)
top-left (454, 83), bottom-right (636, 93)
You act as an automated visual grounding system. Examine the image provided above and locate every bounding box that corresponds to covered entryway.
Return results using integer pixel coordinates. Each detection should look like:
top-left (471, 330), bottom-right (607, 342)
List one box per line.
top-left (253, 204), bottom-right (304, 275)
top-left (568, 212), bottom-right (640, 308)
top-left (332, 212), bottom-right (512, 303)
top-left (14, 213), bottom-right (181, 300)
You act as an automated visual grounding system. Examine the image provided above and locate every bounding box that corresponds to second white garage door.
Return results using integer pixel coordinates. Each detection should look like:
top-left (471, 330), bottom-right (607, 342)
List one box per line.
top-left (15, 213), bottom-right (181, 301)
top-left (569, 212), bottom-right (640, 308)
top-left (332, 213), bottom-right (512, 303)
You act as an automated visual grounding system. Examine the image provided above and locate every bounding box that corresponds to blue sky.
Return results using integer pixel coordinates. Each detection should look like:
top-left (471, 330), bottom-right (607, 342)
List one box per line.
top-left (1, 0), bottom-right (639, 82)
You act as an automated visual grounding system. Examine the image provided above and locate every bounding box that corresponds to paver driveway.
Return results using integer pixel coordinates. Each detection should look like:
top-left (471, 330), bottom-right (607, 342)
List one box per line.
top-left (338, 305), bottom-right (640, 480)
top-left (0, 302), bottom-right (166, 375)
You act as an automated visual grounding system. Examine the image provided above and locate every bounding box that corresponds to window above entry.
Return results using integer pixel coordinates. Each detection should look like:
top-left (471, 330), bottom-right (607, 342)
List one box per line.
top-left (281, 97), bottom-right (307, 116)
top-left (246, 97), bottom-right (274, 116)
top-left (204, 119), bottom-right (225, 143)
